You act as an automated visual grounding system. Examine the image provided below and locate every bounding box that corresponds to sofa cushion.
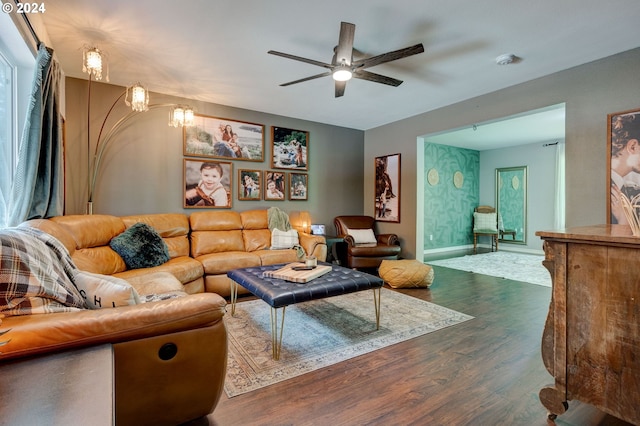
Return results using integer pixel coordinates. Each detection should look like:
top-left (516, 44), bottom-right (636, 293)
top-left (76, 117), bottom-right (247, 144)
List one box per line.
top-left (190, 211), bottom-right (242, 231)
top-left (346, 228), bottom-right (377, 244)
top-left (196, 251), bottom-right (261, 275)
top-left (243, 229), bottom-right (271, 252)
top-left (473, 212), bottom-right (497, 232)
top-left (255, 249), bottom-right (299, 266)
top-left (109, 223), bottom-right (170, 270)
top-left (191, 230), bottom-right (245, 257)
top-left (240, 209), bottom-right (269, 229)
top-left (74, 271), bottom-right (140, 308)
top-left (122, 214), bottom-right (191, 258)
top-left (51, 214), bottom-right (126, 249)
top-left (270, 228), bottom-right (299, 249)
top-left (114, 257), bottom-right (204, 286)
top-left (72, 246), bottom-right (127, 275)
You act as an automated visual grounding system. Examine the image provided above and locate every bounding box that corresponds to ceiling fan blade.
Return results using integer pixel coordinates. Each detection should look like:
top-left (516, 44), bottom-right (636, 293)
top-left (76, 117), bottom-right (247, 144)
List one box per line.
top-left (280, 71), bottom-right (332, 87)
top-left (335, 80), bottom-right (347, 97)
top-left (353, 43), bottom-right (425, 69)
top-left (333, 22), bottom-right (355, 65)
top-left (353, 70), bottom-right (403, 87)
top-left (268, 50), bottom-right (332, 69)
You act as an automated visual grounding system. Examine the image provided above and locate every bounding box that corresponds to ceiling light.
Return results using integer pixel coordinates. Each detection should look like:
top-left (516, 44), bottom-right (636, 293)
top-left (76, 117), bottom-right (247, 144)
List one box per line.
top-left (496, 54), bottom-right (516, 66)
top-left (332, 62), bottom-right (353, 82)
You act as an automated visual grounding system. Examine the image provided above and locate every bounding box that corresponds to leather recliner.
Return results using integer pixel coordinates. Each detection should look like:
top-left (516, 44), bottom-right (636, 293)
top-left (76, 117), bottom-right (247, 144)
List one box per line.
top-left (334, 215), bottom-right (401, 269)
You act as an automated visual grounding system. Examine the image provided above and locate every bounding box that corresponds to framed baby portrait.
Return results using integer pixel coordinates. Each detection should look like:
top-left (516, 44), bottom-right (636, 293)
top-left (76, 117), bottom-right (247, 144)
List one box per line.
top-left (183, 114), bottom-right (265, 161)
top-left (264, 171), bottom-right (286, 201)
top-left (238, 169), bottom-right (261, 201)
top-left (184, 159), bottom-right (233, 208)
top-left (289, 173), bottom-right (308, 200)
top-left (271, 126), bottom-right (308, 170)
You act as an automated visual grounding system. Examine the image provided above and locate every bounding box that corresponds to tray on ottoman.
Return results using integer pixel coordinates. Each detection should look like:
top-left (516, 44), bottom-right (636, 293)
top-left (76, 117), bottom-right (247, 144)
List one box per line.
top-left (261, 262), bottom-right (332, 283)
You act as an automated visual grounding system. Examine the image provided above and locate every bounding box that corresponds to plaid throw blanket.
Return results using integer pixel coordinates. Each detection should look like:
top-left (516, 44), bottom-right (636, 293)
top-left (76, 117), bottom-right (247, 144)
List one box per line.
top-left (0, 227), bottom-right (87, 316)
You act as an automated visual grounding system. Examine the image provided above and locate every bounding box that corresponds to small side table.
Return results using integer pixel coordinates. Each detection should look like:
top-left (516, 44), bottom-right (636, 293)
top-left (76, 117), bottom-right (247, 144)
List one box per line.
top-left (320, 235), bottom-right (343, 264)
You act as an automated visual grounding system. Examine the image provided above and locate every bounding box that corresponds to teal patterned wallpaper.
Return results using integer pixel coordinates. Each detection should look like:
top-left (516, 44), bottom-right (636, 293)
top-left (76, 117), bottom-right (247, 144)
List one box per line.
top-left (424, 143), bottom-right (479, 249)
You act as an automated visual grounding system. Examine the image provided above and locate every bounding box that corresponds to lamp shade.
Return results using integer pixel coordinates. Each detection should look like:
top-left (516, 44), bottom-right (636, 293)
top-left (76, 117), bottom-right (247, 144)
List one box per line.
top-left (82, 46), bottom-right (107, 81)
top-left (299, 211), bottom-right (311, 233)
top-left (170, 105), bottom-right (195, 127)
top-left (125, 83), bottom-right (149, 112)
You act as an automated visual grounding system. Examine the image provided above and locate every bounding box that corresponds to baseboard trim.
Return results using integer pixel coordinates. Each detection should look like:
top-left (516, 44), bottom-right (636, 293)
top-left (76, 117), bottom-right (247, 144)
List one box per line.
top-left (424, 245), bottom-right (543, 256)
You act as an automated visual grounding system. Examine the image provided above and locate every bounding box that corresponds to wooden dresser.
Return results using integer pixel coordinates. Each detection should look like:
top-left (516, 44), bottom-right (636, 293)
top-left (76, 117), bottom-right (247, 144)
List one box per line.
top-left (536, 225), bottom-right (639, 423)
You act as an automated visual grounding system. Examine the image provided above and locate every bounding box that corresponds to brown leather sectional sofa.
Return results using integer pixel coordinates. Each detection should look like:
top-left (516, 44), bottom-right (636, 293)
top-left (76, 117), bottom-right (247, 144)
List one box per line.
top-left (1, 209), bottom-right (326, 425)
top-left (26, 208), bottom-right (327, 297)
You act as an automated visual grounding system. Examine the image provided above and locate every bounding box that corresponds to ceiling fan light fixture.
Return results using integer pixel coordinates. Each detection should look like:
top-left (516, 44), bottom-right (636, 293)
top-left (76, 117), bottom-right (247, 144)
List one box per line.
top-left (332, 64), bottom-right (353, 82)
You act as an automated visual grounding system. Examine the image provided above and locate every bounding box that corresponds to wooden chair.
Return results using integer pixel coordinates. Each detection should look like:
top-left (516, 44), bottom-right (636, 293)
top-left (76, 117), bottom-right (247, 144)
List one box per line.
top-left (473, 206), bottom-right (499, 254)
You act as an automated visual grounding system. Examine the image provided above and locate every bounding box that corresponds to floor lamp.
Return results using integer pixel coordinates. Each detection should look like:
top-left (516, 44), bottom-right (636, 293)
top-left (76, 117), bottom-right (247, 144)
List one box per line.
top-left (82, 46), bottom-right (194, 214)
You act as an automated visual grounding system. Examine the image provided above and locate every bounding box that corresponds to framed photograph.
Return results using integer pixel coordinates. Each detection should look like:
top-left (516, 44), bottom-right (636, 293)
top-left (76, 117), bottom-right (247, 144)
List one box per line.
top-left (608, 108), bottom-right (640, 224)
top-left (271, 126), bottom-right (308, 170)
top-left (184, 159), bottom-right (232, 208)
top-left (184, 114), bottom-right (264, 161)
top-left (375, 153), bottom-right (401, 223)
top-left (238, 169), bottom-right (261, 201)
top-left (264, 171), bottom-right (286, 201)
top-left (289, 173), bottom-right (308, 200)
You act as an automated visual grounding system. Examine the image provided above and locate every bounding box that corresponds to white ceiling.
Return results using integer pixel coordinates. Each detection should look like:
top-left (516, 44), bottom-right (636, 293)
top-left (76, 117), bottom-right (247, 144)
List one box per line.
top-left (424, 104), bottom-right (566, 151)
top-left (37, 0), bottom-right (640, 131)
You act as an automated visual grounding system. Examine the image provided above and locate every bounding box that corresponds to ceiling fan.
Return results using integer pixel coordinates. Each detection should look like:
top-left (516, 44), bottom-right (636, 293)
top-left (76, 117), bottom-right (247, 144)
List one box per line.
top-left (268, 22), bottom-right (425, 97)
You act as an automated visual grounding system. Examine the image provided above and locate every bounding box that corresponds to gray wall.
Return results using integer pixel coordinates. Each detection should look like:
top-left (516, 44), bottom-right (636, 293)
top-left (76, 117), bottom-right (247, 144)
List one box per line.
top-left (365, 47), bottom-right (640, 260)
top-left (64, 77), bottom-right (364, 231)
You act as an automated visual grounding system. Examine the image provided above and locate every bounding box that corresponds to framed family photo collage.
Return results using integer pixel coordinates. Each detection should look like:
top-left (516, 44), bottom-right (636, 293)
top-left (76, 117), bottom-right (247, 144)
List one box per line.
top-left (182, 116), bottom-right (308, 207)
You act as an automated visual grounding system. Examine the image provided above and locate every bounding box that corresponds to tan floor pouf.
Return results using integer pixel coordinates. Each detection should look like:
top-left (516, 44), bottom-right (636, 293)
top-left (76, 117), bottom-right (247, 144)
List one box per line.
top-left (379, 259), bottom-right (435, 288)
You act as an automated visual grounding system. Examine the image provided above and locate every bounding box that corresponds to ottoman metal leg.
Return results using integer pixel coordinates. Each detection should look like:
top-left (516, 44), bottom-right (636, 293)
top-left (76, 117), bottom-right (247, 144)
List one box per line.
top-left (270, 306), bottom-right (286, 360)
top-left (373, 287), bottom-right (381, 330)
top-left (229, 279), bottom-right (238, 315)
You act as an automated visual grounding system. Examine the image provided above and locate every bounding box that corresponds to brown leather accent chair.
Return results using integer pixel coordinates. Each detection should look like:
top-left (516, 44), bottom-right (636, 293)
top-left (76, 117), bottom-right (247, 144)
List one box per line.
top-left (334, 215), bottom-right (401, 270)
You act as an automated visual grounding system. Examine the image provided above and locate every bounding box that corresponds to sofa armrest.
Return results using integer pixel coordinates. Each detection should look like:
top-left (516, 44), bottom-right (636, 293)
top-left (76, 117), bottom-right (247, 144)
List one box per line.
top-left (343, 235), bottom-right (356, 246)
top-left (377, 233), bottom-right (399, 246)
top-left (298, 232), bottom-right (328, 262)
top-left (0, 293), bottom-right (226, 361)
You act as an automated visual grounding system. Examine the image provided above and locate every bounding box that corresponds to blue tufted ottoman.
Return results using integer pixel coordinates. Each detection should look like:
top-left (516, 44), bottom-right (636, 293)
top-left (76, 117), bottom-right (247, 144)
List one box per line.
top-left (227, 263), bottom-right (384, 359)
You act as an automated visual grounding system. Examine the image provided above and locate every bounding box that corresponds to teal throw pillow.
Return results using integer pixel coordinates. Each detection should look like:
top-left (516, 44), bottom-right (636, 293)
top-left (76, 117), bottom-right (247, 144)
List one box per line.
top-left (109, 223), bottom-right (170, 270)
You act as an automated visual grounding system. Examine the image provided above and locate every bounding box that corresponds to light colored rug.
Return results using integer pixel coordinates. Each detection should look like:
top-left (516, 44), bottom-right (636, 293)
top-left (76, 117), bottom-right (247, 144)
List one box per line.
top-left (224, 287), bottom-right (473, 397)
top-left (428, 251), bottom-right (551, 287)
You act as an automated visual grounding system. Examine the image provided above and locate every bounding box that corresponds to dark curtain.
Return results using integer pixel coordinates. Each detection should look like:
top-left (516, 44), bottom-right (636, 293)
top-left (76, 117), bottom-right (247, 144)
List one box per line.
top-left (7, 43), bottom-right (63, 226)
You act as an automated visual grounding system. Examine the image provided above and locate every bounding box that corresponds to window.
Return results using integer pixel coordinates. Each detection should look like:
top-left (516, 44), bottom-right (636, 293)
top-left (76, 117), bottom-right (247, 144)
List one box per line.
top-left (0, 51), bottom-right (14, 226)
top-left (0, 11), bottom-right (36, 227)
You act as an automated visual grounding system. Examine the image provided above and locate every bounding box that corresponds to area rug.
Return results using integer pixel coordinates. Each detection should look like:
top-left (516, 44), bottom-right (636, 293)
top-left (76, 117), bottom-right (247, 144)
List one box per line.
top-left (428, 251), bottom-right (551, 287)
top-left (224, 287), bottom-right (473, 397)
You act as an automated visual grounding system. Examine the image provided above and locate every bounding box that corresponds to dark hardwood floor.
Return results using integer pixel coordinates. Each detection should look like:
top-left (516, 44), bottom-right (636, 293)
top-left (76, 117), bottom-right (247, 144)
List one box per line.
top-left (188, 264), bottom-right (633, 426)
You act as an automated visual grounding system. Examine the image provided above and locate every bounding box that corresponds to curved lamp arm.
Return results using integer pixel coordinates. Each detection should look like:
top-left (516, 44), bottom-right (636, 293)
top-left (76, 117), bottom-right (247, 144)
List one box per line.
top-left (88, 102), bottom-right (180, 204)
